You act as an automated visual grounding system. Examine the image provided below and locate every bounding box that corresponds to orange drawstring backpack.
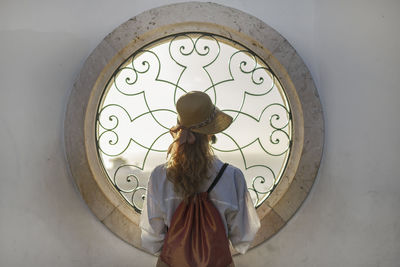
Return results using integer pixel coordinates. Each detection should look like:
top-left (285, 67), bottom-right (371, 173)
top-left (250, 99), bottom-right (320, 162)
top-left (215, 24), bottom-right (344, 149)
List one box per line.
top-left (159, 163), bottom-right (232, 267)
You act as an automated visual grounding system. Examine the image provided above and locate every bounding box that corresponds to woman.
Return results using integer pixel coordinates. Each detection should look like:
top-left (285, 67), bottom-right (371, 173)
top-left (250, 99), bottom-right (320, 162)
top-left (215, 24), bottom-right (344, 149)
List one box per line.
top-left (140, 91), bottom-right (260, 266)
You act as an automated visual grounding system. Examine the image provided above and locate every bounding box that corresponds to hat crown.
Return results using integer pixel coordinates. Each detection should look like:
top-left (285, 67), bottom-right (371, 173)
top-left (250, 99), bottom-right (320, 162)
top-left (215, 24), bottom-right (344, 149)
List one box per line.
top-left (176, 91), bottom-right (214, 128)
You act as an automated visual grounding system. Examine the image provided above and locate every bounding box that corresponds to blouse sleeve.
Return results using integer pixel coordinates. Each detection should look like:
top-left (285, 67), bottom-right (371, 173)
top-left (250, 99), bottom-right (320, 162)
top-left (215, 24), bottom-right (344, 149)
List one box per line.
top-left (139, 168), bottom-right (167, 255)
top-left (226, 168), bottom-right (261, 254)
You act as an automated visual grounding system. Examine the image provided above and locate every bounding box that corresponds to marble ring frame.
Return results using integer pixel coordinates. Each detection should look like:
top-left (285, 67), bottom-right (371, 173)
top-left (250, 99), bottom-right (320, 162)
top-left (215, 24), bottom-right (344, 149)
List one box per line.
top-left (64, 2), bottom-right (324, 253)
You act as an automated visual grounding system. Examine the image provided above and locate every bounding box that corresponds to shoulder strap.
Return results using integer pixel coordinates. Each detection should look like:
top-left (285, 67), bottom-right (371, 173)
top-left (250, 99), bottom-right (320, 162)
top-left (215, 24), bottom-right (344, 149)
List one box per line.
top-left (207, 163), bottom-right (229, 193)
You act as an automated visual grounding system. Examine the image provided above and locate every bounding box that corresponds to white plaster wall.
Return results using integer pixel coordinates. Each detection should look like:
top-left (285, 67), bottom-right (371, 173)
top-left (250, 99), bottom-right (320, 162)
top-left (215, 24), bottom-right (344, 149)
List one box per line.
top-left (0, 0), bottom-right (399, 266)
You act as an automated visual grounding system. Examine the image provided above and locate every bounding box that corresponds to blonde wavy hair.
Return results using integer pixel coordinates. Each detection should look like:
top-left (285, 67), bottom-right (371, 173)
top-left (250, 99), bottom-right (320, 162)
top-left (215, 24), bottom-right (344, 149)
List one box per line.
top-left (166, 132), bottom-right (214, 200)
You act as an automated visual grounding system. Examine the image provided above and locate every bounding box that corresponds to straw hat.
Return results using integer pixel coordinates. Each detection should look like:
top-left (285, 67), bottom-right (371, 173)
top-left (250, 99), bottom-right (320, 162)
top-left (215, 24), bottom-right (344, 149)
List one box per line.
top-left (176, 91), bottom-right (233, 134)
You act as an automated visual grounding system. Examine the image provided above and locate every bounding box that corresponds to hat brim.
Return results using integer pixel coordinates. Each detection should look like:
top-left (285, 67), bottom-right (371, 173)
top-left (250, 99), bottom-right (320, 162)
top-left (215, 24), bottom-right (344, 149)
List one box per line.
top-left (191, 107), bottom-right (233, 135)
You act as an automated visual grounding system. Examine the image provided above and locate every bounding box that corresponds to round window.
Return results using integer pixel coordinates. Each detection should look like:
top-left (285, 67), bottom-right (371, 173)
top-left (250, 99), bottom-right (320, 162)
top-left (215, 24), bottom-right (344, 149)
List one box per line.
top-left (96, 33), bottom-right (292, 213)
top-left (65, 2), bottom-right (323, 252)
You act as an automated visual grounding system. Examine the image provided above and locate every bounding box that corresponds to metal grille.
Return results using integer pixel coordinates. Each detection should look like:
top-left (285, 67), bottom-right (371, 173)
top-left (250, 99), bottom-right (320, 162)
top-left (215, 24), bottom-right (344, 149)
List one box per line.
top-left (96, 33), bottom-right (292, 213)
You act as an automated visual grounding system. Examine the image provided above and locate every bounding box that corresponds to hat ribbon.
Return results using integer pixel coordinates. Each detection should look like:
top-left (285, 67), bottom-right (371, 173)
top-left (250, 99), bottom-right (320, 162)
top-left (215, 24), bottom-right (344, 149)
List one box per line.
top-left (169, 125), bottom-right (196, 146)
top-left (170, 106), bottom-right (217, 146)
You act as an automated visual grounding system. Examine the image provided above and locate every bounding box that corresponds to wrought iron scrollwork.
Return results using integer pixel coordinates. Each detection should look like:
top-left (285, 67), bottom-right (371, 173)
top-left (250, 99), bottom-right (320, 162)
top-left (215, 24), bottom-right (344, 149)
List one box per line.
top-left (96, 33), bottom-right (292, 212)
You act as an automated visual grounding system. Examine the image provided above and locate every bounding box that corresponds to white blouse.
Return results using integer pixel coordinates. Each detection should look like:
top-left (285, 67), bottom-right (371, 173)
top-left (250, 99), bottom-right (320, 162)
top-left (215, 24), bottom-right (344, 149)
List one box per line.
top-left (139, 157), bottom-right (260, 255)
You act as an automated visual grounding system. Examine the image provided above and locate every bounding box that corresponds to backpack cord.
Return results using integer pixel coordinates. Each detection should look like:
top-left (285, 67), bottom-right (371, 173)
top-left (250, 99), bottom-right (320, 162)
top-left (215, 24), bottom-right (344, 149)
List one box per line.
top-left (207, 163), bottom-right (229, 193)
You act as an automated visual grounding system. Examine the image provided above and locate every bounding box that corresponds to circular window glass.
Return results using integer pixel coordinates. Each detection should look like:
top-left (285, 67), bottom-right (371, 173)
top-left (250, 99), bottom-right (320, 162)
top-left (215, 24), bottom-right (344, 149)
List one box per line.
top-left (96, 33), bottom-right (292, 212)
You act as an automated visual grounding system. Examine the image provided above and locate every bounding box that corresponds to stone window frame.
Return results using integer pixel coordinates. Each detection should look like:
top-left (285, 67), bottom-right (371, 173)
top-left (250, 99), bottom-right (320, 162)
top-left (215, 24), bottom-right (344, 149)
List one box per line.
top-left (64, 2), bottom-right (324, 253)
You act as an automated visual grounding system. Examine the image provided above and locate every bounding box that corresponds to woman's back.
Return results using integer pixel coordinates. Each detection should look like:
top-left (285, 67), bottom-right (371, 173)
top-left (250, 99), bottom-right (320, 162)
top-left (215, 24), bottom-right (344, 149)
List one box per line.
top-left (141, 157), bottom-right (260, 255)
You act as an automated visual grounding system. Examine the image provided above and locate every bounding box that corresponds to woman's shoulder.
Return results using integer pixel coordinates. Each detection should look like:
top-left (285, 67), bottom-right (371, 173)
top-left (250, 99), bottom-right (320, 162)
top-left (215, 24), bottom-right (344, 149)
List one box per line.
top-left (227, 164), bottom-right (245, 177)
top-left (147, 163), bottom-right (168, 189)
top-left (212, 158), bottom-right (247, 188)
top-left (150, 163), bottom-right (167, 177)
